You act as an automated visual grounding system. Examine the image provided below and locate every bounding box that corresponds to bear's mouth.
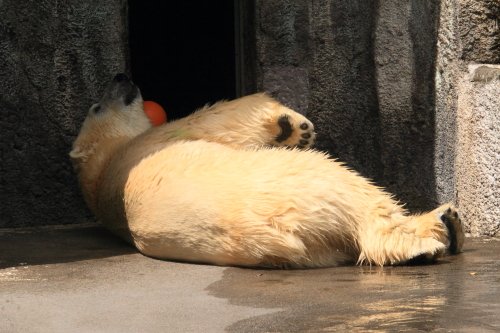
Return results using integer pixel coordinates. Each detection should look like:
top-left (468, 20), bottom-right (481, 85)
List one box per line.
top-left (124, 85), bottom-right (139, 106)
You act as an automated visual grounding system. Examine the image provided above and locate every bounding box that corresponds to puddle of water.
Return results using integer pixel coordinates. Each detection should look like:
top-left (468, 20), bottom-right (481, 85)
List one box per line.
top-left (206, 239), bottom-right (500, 332)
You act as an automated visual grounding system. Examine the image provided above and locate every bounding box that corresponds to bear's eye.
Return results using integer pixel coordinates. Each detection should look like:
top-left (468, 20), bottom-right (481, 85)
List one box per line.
top-left (92, 104), bottom-right (102, 114)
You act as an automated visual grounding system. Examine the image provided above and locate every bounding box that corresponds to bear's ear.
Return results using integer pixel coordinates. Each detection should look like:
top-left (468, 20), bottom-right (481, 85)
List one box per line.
top-left (69, 148), bottom-right (87, 162)
top-left (69, 148), bottom-right (89, 173)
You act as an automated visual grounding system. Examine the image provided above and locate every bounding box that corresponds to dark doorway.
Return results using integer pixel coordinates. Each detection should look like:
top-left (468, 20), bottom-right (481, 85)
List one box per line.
top-left (129, 1), bottom-right (237, 120)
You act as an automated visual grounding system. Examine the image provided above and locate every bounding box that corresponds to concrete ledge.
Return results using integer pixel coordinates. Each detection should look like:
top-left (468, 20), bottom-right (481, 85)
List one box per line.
top-left (1, 225), bottom-right (499, 332)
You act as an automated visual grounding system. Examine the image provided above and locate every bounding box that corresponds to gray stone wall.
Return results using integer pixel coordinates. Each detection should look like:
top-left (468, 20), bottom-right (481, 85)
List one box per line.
top-left (434, 0), bottom-right (460, 208)
top-left (253, 0), bottom-right (441, 211)
top-left (0, 0), bottom-right (128, 227)
top-left (456, 66), bottom-right (500, 236)
top-left (374, 0), bottom-right (440, 211)
top-left (420, 0), bottom-right (500, 236)
top-left (459, 0), bottom-right (500, 63)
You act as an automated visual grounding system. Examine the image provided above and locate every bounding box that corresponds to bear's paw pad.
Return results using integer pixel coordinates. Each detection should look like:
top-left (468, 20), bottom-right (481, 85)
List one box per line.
top-left (275, 114), bottom-right (315, 149)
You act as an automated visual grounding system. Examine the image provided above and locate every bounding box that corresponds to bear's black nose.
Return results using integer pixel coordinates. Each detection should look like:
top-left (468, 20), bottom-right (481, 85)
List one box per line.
top-left (113, 73), bottom-right (129, 82)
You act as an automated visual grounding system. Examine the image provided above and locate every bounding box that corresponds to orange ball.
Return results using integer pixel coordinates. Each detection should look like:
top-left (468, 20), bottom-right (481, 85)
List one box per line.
top-left (143, 100), bottom-right (167, 126)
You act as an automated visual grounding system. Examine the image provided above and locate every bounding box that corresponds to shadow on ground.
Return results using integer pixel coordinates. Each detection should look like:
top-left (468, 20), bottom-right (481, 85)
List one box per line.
top-left (0, 224), bottom-right (136, 269)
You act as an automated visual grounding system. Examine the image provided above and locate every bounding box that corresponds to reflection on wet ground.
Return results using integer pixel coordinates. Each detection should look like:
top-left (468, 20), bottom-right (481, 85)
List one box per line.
top-left (208, 238), bottom-right (500, 332)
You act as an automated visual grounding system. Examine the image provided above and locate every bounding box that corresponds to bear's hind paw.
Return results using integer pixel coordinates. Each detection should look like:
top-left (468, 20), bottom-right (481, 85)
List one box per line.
top-left (273, 114), bottom-right (315, 149)
top-left (440, 206), bottom-right (465, 254)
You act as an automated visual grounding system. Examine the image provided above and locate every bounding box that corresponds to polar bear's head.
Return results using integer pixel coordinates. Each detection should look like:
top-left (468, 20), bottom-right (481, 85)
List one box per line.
top-left (70, 73), bottom-right (152, 210)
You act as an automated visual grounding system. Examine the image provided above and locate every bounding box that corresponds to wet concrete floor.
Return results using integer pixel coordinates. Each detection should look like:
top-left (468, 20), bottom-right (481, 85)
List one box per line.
top-left (1, 224), bottom-right (499, 332)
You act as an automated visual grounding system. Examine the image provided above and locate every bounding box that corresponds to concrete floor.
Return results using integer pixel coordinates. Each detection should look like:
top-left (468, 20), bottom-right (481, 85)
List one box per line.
top-left (1, 225), bottom-right (499, 333)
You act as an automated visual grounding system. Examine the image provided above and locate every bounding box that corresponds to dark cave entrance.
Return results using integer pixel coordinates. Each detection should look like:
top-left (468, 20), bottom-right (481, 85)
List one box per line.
top-left (129, 1), bottom-right (238, 120)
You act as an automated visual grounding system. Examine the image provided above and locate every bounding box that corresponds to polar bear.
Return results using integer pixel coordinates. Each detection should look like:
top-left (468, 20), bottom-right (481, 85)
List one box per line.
top-left (70, 73), bottom-right (464, 267)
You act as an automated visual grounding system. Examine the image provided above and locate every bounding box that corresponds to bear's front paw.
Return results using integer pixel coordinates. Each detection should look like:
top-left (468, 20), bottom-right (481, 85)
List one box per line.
top-left (273, 114), bottom-right (315, 149)
top-left (440, 206), bottom-right (465, 254)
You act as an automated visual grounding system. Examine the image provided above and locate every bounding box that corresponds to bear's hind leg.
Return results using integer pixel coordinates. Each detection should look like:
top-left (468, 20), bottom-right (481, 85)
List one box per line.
top-left (155, 93), bottom-right (315, 149)
top-left (358, 204), bottom-right (464, 266)
top-left (206, 93), bottom-right (316, 148)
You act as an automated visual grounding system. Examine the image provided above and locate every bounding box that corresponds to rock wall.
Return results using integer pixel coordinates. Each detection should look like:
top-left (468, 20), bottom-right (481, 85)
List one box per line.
top-left (0, 0), bottom-right (128, 227)
top-left (434, 0), bottom-right (499, 236)
top-left (456, 66), bottom-right (500, 236)
top-left (434, 0), bottom-right (461, 208)
top-left (374, 0), bottom-right (440, 211)
top-left (459, 0), bottom-right (500, 64)
top-left (252, 0), bottom-right (441, 211)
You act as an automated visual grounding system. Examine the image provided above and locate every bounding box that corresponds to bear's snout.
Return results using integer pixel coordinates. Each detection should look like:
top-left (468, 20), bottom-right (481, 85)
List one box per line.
top-left (113, 73), bottom-right (130, 83)
top-left (100, 73), bottom-right (141, 107)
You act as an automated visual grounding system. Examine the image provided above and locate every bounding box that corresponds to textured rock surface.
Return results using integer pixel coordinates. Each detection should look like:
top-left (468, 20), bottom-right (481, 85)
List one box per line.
top-left (254, 0), bottom-right (382, 184)
top-left (254, 1), bottom-right (441, 211)
top-left (436, 1), bottom-right (500, 236)
top-left (0, 0), bottom-right (128, 227)
top-left (307, 1), bottom-right (382, 184)
top-left (459, 0), bottom-right (500, 63)
top-left (434, 1), bottom-right (500, 236)
top-left (373, 0), bottom-right (440, 210)
top-left (254, 0), bottom-right (311, 115)
top-left (434, 0), bottom-right (460, 207)
top-left (456, 66), bottom-right (500, 236)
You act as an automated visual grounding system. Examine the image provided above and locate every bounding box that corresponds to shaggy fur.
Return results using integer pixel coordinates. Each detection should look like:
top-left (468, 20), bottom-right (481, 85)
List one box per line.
top-left (71, 74), bottom-right (464, 268)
